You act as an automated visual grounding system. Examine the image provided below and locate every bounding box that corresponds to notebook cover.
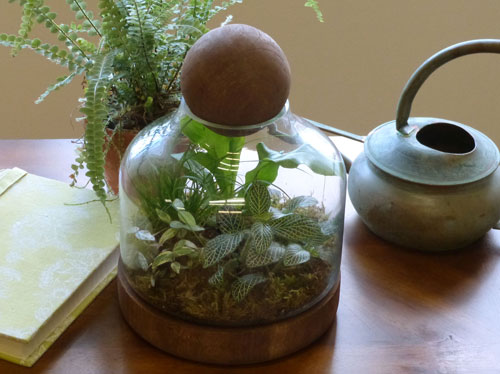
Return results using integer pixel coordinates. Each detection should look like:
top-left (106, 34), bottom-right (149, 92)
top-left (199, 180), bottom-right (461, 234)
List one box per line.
top-left (0, 168), bottom-right (119, 366)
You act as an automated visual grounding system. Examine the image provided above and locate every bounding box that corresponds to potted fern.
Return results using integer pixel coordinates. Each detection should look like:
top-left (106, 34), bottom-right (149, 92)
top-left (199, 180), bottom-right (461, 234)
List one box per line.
top-left (1, 0), bottom-right (323, 208)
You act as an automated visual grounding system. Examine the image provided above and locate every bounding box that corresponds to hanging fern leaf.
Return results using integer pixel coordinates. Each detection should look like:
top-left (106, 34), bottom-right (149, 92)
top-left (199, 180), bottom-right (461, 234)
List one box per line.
top-left (283, 244), bottom-right (311, 267)
top-left (270, 214), bottom-right (323, 242)
top-left (35, 70), bottom-right (81, 104)
top-left (12, 0), bottom-right (37, 55)
top-left (304, 0), bottom-right (324, 22)
top-left (246, 242), bottom-right (285, 268)
top-left (250, 221), bottom-right (273, 254)
top-left (79, 52), bottom-right (114, 206)
top-left (231, 273), bottom-right (266, 302)
top-left (245, 182), bottom-right (271, 216)
top-left (203, 233), bottom-right (243, 268)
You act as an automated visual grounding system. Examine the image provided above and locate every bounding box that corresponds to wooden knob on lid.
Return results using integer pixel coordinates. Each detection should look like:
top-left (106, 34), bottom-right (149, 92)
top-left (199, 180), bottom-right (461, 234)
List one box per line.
top-left (180, 24), bottom-right (291, 127)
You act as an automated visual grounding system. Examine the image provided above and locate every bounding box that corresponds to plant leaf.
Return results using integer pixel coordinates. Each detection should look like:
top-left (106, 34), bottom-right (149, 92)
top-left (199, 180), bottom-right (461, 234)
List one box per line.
top-left (159, 228), bottom-right (177, 245)
top-left (203, 233), bottom-right (244, 268)
top-left (245, 182), bottom-right (271, 216)
top-left (172, 199), bottom-right (184, 210)
top-left (136, 252), bottom-right (149, 271)
top-left (217, 208), bottom-right (244, 234)
top-left (171, 261), bottom-right (181, 274)
top-left (256, 143), bottom-right (335, 176)
top-left (283, 244), bottom-right (311, 266)
top-left (178, 210), bottom-right (197, 227)
top-left (156, 209), bottom-right (172, 224)
top-left (170, 220), bottom-right (204, 232)
top-left (270, 214), bottom-right (322, 242)
top-left (208, 265), bottom-right (224, 287)
top-left (250, 222), bottom-right (273, 254)
top-left (231, 273), bottom-right (267, 302)
top-left (135, 229), bottom-right (156, 242)
top-left (244, 160), bottom-right (279, 185)
top-left (152, 251), bottom-right (174, 271)
top-left (283, 196), bottom-right (318, 213)
top-left (246, 242), bottom-right (285, 268)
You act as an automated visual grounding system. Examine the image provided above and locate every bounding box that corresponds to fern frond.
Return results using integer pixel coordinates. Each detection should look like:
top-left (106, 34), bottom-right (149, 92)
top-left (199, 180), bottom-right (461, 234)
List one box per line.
top-left (12, 0), bottom-right (41, 55)
top-left (99, 0), bottom-right (128, 50)
top-left (30, 5), bottom-right (90, 58)
top-left (206, 0), bottom-right (242, 21)
top-left (79, 52), bottom-right (115, 207)
top-left (304, 0), bottom-right (324, 22)
top-left (122, 0), bottom-right (160, 92)
top-left (0, 34), bottom-right (85, 71)
top-left (67, 0), bottom-right (102, 37)
top-left (35, 70), bottom-right (83, 104)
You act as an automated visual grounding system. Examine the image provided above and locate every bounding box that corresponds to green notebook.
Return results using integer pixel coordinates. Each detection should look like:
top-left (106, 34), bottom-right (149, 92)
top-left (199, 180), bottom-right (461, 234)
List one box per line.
top-left (0, 168), bottom-right (119, 367)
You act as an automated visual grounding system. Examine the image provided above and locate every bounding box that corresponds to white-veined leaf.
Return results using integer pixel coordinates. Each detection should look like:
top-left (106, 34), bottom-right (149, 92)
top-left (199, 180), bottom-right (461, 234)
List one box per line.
top-left (245, 182), bottom-right (271, 216)
top-left (203, 233), bottom-right (243, 268)
top-left (250, 221), bottom-right (272, 254)
top-left (231, 273), bottom-right (267, 302)
top-left (283, 244), bottom-right (311, 267)
top-left (246, 242), bottom-right (285, 268)
top-left (217, 209), bottom-right (244, 234)
top-left (270, 214), bottom-right (322, 242)
top-left (208, 265), bottom-right (224, 287)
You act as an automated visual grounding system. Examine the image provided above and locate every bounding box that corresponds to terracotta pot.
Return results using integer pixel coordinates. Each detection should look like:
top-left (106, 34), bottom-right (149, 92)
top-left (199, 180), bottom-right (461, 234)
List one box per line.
top-left (104, 128), bottom-right (139, 194)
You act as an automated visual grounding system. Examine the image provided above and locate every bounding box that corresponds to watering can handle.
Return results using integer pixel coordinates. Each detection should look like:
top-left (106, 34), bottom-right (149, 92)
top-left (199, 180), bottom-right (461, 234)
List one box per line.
top-left (396, 39), bottom-right (500, 135)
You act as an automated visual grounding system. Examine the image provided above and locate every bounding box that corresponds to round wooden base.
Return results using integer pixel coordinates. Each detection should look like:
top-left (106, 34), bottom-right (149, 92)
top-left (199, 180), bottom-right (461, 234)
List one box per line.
top-left (117, 260), bottom-right (340, 365)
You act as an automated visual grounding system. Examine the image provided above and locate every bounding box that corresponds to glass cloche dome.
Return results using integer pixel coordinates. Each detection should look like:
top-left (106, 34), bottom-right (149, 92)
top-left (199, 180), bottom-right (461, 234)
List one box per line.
top-left (118, 98), bottom-right (346, 327)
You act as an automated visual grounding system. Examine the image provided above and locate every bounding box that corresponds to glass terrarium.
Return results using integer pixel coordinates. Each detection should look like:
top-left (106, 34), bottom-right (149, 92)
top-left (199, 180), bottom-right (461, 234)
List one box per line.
top-left (119, 99), bottom-right (346, 327)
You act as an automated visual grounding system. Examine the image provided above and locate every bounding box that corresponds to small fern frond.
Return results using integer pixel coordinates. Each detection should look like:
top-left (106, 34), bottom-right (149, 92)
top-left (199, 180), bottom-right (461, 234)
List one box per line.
top-left (98, 0), bottom-right (128, 50)
top-left (67, 0), bottom-right (102, 37)
top-left (0, 34), bottom-right (85, 71)
top-left (304, 0), bottom-right (324, 22)
top-left (35, 70), bottom-right (82, 104)
top-left (206, 0), bottom-right (242, 21)
top-left (12, 0), bottom-right (41, 56)
top-left (30, 5), bottom-right (90, 58)
top-left (122, 0), bottom-right (160, 92)
top-left (79, 52), bottom-right (115, 206)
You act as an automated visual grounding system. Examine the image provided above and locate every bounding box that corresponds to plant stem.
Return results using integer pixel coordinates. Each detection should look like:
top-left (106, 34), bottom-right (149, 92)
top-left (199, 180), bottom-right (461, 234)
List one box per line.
top-left (41, 15), bottom-right (89, 58)
top-left (73, 0), bottom-right (103, 37)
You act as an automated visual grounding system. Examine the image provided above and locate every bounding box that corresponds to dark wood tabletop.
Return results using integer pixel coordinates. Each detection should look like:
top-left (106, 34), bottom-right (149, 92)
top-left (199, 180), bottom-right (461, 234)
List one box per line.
top-left (1, 138), bottom-right (499, 374)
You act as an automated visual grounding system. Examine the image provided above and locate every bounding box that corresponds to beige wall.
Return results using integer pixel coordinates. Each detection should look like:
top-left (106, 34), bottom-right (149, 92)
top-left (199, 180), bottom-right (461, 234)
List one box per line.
top-left (2, 1), bottom-right (500, 144)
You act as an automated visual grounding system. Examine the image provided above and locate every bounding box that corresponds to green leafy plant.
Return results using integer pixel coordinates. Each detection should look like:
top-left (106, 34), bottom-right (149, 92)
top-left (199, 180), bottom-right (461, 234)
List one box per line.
top-left (121, 110), bottom-right (343, 324)
top-left (201, 181), bottom-right (329, 301)
top-left (1, 0), bottom-right (323, 208)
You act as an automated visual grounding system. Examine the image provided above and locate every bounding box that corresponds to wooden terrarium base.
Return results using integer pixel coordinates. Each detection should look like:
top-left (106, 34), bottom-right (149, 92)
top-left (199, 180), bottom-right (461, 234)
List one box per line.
top-left (117, 260), bottom-right (340, 365)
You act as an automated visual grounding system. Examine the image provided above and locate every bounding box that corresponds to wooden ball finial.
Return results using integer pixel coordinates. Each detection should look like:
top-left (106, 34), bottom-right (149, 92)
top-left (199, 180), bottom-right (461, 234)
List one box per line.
top-left (180, 24), bottom-right (291, 126)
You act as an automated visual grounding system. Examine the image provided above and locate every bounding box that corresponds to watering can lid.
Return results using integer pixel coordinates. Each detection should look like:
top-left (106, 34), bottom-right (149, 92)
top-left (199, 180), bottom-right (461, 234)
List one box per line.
top-left (365, 117), bottom-right (500, 186)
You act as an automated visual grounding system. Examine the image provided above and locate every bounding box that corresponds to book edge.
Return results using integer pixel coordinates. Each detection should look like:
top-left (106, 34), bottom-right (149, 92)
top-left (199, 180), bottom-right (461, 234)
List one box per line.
top-left (0, 250), bottom-right (119, 367)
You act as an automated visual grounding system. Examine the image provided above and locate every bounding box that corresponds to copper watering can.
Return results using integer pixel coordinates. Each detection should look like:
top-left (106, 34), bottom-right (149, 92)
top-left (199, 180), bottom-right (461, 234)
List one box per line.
top-left (311, 39), bottom-right (500, 251)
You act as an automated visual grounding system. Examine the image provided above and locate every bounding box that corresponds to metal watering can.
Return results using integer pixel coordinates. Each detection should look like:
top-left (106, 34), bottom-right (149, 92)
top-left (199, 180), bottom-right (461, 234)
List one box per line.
top-left (312, 39), bottom-right (500, 251)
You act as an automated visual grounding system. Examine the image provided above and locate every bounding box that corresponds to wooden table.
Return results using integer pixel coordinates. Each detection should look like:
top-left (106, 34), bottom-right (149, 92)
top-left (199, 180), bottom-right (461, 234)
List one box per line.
top-left (1, 139), bottom-right (500, 374)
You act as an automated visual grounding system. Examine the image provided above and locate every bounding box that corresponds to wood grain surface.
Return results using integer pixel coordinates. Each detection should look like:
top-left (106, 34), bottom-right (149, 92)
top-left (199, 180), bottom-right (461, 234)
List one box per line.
top-left (1, 139), bottom-right (500, 374)
top-left (117, 261), bottom-right (340, 365)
